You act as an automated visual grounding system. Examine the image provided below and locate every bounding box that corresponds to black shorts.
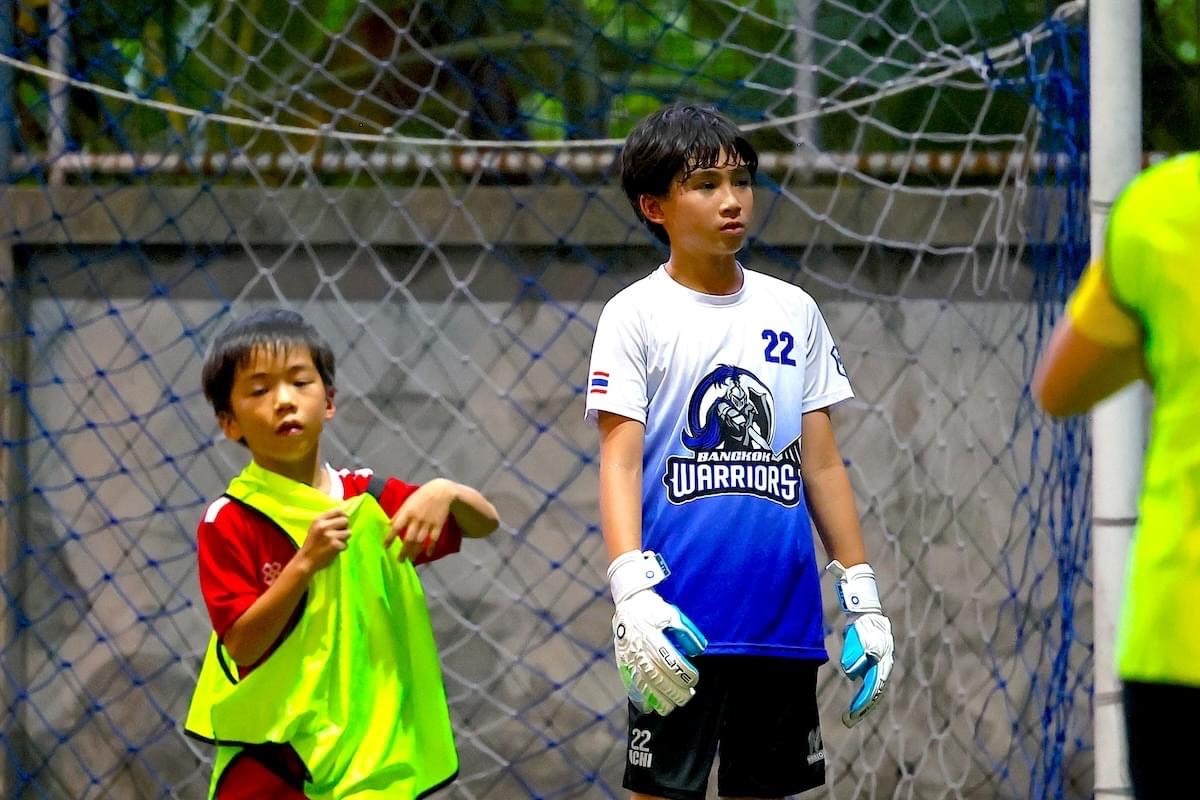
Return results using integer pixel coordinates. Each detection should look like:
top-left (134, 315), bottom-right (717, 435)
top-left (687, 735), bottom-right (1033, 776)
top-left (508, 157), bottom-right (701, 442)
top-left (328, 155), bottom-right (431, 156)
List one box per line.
top-left (1123, 680), bottom-right (1200, 799)
top-left (623, 655), bottom-right (826, 800)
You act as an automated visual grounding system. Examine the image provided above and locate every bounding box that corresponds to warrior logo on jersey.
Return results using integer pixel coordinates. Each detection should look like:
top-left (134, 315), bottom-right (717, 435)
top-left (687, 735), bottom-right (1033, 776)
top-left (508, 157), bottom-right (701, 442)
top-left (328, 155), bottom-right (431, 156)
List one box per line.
top-left (664, 364), bottom-right (802, 506)
top-left (831, 345), bottom-right (847, 378)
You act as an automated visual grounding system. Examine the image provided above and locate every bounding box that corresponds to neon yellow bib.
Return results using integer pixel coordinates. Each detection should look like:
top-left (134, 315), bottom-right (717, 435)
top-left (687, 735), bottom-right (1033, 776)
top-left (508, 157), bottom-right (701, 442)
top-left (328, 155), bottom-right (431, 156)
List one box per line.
top-left (185, 462), bottom-right (458, 798)
top-left (1102, 153), bottom-right (1200, 686)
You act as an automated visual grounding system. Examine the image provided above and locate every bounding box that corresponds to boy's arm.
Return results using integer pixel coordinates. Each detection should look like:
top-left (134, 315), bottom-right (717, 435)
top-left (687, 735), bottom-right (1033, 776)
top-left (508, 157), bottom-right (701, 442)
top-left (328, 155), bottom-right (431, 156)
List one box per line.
top-left (597, 410), bottom-right (705, 716)
top-left (801, 406), bottom-right (894, 728)
top-left (800, 408), bottom-right (866, 566)
top-left (1033, 322), bottom-right (1144, 417)
top-left (385, 478), bottom-right (498, 561)
top-left (444, 480), bottom-right (500, 538)
top-left (597, 411), bottom-right (644, 559)
top-left (223, 507), bottom-right (350, 667)
top-left (1033, 258), bottom-right (1145, 418)
top-left (222, 556), bottom-right (317, 667)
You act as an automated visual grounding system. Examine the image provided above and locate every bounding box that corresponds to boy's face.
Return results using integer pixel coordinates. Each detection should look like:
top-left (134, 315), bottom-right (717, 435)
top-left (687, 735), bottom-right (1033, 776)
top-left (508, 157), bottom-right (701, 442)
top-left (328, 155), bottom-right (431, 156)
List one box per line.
top-left (642, 149), bottom-right (753, 256)
top-left (219, 344), bottom-right (334, 469)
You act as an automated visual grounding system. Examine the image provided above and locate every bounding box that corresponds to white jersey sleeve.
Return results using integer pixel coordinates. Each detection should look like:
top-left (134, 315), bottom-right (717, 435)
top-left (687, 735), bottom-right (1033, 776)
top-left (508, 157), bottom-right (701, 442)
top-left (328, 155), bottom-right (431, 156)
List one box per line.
top-left (801, 305), bottom-right (853, 413)
top-left (585, 295), bottom-right (648, 424)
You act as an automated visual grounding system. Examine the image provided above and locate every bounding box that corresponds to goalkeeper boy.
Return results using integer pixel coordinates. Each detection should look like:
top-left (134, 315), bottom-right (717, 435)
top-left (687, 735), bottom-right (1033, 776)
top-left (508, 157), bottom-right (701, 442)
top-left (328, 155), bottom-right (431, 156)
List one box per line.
top-left (1033, 153), bottom-right (1200, 800)
top-left (585, 102), bottom-right (895, 800)
top-left (185, 308), bottom-right (499, 800)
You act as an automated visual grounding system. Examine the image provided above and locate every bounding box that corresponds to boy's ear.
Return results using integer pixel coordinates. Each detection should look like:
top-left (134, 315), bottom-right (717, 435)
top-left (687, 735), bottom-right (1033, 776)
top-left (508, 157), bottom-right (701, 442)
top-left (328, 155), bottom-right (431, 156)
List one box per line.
top-left (217, 412), bottom-right (242, 443)
top-left (324, 387), bottom-right (336, 421)
top-left (639, 193), bottom-right (666, 225)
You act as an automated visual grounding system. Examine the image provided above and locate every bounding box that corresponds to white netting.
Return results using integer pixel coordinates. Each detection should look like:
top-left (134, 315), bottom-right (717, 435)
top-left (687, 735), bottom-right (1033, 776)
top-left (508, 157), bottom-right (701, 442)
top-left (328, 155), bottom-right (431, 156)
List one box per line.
top-left (0, 2), bottom-right (1094, 798)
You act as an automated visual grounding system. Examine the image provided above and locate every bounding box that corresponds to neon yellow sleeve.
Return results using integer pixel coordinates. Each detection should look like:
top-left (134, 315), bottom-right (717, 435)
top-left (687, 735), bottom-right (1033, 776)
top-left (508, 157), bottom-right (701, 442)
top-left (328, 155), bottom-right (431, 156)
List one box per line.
top-left (1065, 258), bottom-right (1141, 348)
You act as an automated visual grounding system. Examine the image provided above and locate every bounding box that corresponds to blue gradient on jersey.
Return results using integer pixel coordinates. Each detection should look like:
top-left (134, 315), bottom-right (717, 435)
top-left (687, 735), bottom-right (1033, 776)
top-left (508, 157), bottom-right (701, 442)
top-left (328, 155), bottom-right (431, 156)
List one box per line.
top-left (641, 378), bottom-right (828, 661)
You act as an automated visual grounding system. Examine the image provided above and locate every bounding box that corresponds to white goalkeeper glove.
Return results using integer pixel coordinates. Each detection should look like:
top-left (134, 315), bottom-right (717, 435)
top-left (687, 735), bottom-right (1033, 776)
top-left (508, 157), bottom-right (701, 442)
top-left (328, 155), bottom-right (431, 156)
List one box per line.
top-left (608, 550), bottom-right (708, 715)
top-left (827, 560), bottom-right (894, 728)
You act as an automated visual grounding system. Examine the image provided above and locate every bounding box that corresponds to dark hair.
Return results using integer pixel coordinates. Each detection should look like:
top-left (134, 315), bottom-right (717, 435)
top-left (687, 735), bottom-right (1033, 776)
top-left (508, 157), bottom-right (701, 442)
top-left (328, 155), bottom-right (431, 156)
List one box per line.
top-left (620, 102), bottom-right (759, 245)
top-left (201, 308), bottom-right (335, 418)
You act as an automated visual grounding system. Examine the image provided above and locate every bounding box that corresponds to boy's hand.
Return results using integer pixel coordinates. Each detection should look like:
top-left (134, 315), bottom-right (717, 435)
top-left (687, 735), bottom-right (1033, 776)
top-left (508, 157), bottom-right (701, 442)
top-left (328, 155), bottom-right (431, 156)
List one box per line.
top-left (385, 478), bottom-right (454, 561)
top-left (609, 550), bottom-right (707, 715)
top-left (295, 508), bottom-right (351, 574)
top-left (827, 560), bottom-right (895, 727)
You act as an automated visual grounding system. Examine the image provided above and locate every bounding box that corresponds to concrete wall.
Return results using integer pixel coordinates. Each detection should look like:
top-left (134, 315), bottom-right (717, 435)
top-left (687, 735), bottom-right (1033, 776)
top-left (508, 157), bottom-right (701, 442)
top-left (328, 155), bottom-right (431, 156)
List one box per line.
top-left (0, 184), bottom-right (1092, 799)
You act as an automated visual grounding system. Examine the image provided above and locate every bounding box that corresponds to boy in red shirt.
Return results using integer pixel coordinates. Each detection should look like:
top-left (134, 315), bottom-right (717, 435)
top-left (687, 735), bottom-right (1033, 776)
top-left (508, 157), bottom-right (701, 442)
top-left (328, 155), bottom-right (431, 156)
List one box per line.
top-left (186, 308), bottom-right (499, 799)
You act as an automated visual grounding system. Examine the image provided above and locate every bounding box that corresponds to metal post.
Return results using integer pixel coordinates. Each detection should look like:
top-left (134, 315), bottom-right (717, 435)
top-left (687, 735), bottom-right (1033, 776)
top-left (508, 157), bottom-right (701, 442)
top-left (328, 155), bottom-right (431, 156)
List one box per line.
top-left (47, 0), bottom-right (70, 185)
top-left (792, 0), bottom-right (820, 151)
top-left (0, 0), bottom-right (23, 793)
top-left (0, 243), bottom-right (22, 800)
top-left (791, 0), bottom-right (820, 182)
top-left (1088, 1), bottom-right (1144, 796)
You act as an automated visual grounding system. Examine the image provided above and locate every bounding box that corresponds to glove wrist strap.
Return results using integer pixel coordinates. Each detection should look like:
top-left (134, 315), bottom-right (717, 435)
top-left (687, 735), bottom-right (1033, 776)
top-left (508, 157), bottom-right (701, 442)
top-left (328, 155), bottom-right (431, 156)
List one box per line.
top-left (826, 560), bottom-right (883, 614)
top-left (608, 550), bottom-right (669, 604)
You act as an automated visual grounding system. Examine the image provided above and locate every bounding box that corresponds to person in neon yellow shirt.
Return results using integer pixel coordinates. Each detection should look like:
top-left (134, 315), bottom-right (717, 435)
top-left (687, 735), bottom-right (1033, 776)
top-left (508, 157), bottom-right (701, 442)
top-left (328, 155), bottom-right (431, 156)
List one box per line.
top-left (186, 308), bottom-right (500, 800)
top-left (1033, 152), bottom-right (1200, 800)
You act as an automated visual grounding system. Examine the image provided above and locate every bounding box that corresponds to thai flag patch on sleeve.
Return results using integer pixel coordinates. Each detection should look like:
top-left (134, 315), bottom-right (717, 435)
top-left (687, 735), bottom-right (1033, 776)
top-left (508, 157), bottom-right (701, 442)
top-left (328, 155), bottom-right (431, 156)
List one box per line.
top-left (589, 371), bottom-right (609, 394)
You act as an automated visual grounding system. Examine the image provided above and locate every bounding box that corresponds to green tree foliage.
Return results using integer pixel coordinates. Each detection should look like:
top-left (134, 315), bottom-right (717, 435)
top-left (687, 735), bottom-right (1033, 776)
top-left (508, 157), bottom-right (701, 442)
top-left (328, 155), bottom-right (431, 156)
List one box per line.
top-left (812, 0), bottom-right (1049, 153)
top-left (1154, 0), bottom-right (1199, 64)
top-left (9, 0), bottom-right (1197, 163)
top-left (1145, 0), bottom-right (1200, 150)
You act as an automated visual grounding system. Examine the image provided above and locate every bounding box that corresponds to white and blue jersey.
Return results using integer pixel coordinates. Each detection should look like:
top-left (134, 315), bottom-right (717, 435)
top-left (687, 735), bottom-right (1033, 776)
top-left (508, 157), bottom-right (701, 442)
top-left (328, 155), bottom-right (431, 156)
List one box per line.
top-left (586, 265), bottom-right (853, 660)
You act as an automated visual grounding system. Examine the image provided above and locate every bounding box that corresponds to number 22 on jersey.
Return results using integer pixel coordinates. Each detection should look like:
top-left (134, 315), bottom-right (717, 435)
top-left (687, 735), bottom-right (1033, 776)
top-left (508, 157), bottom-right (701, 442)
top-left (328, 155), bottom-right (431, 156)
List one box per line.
top-left (762, 329), bottom-right (797, 366)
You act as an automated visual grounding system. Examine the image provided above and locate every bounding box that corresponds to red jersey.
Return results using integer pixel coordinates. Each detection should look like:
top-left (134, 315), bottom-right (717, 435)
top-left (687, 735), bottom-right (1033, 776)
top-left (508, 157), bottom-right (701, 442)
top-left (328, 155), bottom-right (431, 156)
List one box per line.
top-left (196, 466), bottom-right (462, 656)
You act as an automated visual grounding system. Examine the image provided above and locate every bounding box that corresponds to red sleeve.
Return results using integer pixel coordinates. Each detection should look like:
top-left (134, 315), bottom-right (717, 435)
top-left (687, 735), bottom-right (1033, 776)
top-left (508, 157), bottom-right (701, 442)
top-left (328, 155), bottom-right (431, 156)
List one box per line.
top-left (345, 473), bottom-right (463, 564)
top-left (196, 498), bottom-right (265, 639)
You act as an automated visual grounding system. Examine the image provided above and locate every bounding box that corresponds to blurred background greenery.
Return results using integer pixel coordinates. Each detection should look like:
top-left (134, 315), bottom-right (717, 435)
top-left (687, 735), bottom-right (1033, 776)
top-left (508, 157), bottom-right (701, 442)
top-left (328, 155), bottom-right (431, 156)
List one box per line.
top-left (8, 0), bottom-right (1196, 162)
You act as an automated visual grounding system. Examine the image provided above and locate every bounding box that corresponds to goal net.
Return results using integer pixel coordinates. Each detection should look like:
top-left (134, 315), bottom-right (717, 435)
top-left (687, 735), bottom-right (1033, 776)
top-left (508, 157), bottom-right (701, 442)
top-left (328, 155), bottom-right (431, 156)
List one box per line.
top-left (0, 1), bottom-right (1093, 797)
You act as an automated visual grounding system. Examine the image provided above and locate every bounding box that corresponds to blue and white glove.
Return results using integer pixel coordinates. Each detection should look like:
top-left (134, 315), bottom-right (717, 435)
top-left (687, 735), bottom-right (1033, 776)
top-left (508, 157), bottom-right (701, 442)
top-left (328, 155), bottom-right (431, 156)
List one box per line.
top-left (827, 560), bottom-right (894, 728)
top-left (608, 550), bottom-right (708, 715)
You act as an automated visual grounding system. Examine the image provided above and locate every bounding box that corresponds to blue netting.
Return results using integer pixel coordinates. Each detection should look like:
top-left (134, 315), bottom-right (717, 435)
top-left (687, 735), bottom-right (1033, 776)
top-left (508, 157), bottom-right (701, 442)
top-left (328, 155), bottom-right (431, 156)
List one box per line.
top-left (1, 2), bottom-right (1101, 798)
top-left (986, 16), bottom-right (1093, 798)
